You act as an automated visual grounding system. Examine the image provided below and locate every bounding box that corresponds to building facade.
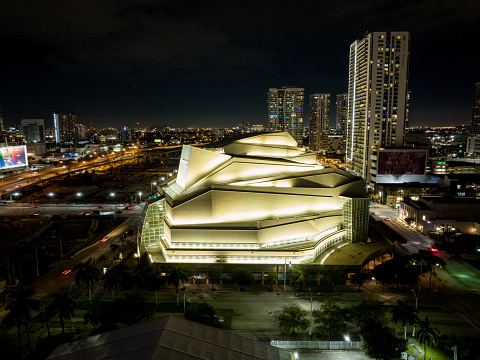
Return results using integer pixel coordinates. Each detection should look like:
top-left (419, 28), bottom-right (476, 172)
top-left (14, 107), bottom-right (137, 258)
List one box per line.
top-left (21, 119), bottom-right (45, 143)
top-left (309, 93), bottom-right (330, 151)
top-left (268, 87), bottom-right (305, 146)
top-left (346, 31), bottom-right (410, 185)
top-left (54, 111), bottom-right (78, 144)
top-left (336, 93), bottom-right (348, 133)
top-left (139, 133), bottom-right (369, 266)
top-left (472, 82), bottom-right (480, 134)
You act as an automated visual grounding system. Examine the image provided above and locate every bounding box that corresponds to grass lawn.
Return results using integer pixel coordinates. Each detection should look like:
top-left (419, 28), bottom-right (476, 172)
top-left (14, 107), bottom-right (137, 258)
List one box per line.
top-left (408, 342), bottom-right (452, 360)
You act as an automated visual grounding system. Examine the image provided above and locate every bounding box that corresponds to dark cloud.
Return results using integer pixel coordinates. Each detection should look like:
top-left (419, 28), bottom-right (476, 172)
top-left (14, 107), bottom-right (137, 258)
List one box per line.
top-left (0, 0), bottom-right (479, 128)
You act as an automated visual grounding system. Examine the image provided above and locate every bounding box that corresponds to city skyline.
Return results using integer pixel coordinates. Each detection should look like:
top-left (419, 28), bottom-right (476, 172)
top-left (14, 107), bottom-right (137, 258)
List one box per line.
top-left (1, 1), bottom-right (479, 129)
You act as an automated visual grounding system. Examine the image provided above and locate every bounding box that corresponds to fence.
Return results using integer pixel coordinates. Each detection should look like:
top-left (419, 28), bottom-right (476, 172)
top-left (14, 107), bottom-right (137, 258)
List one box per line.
top-left (270, 340), bottom-right (360, 351)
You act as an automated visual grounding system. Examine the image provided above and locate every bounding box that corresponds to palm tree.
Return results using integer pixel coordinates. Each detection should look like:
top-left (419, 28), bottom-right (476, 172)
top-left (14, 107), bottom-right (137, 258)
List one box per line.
top-left (2, 287), bottom-right (38, 352)
top-left (446, 334), bottom-right (467, 360)
top-left (144, 266), bottom-right (166, 306)
top-left (110, 244), bottom-right (120, 259)
top-left (98, 254), bottom-right (108, 268)
top-left (52, 293), bottom-right (76, 334)
top-left (167, 264), bottom-right (193, 305)
top-left (391, 300), bottom-right (418, 339)
top-left (118, 267), bottom-right (143, 292)
top-left (102, 267), bottom-right (122, 300)
top-left (415, 316), bottom-right (441, 360)
top-left (74, 258), bottom-right (100, 303)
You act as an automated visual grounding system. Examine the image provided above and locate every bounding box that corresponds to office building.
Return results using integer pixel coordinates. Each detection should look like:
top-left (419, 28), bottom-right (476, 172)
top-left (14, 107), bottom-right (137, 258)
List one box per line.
top-left (309, 93), bottom-right (330, 151)
top-left (472, 82), bottom-right (480, 134)
top-left (140, 132), bottom-right (369, 265)
top-left (21, 118), bottom-right (45, 143)
top-left (345, 31), bottom-right (410, 185)
top-left (336, 93), bottom-right (348, 133)
top-left (0, 104), bottom-right (4, 133)
top-left (267, 87), bottom-right (304, 146)
top-left (53, 111), bottom-right (78, 144)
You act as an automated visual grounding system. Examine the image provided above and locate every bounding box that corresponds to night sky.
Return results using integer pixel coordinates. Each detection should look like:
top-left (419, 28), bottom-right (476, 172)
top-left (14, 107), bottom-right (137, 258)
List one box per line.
top-left (1, 0), bottom-right (479, 130)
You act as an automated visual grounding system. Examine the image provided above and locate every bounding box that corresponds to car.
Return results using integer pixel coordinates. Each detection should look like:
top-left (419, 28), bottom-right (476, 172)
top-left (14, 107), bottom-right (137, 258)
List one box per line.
top-left (14, 185), bottom-right (20, 188)
top-left (430, 247), bottom-right (439, 252)
top-left (101, 237), bottom-right (108, 242)
top-left (125, 206), bottom-right (133, 210)
top-left (98, 206), bottom-right (105, 208)
top-left (61, 269), bottom-right (72, 275)
top-left (385, 217), bottom-right (391, 221)
top-left (31, 205), bottom-right (40, 208)
top-left (0, 190), bottom-right (5, 193)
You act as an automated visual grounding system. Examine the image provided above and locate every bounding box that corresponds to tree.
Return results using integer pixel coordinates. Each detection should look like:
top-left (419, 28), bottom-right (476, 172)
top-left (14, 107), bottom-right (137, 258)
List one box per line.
top-left (206, 269), bottom-right (221, 290)
top-left (266, 271), bottom-right (278, 290)
top-left (118, 267), bottom-right (143, 292)
top-left (143, 266), bottom-right (166, 305)
top-left (350, 300), bottom-right (386, 328)
top-left (110, 244), bottom-right (120, 259)
top-left (445, 334), bottom-right (468, 360)
top-left (74, 257), bottom-right (100, 303)
top-left (275, 303), bottom-right (309, 335)
top-left (359, 320), bottom-right (408, 360)
top-left (52, 292), bottom-right (77, 334)
top-left (404, 217), bottom-right (415, 227)
top-left (98, 254), bottom-right (108, 268)
top-left (290, 267), bottom-right (318, 291)
top-left (167, 264), bottom-right (193, 305)
top-left (322, 268), bottom-right (345, 292)
top-left (390, 300), bottom-right (418, 339)
top-left (115, 293), bottom-right (152, 326)
top-left (185, 302), bottom-right (217, 326)
top-left (2, 287), bottom-right (38, 352)
top-left (102, 267), bottom-right (122, 300)
top-left (313, 300), bottom-right (350, 337)
top-left (415, 316), bottom-right (441, 360)
top-left (349, 270), bottom-right (372, 291)
top-left (231, 267), bottom-right (254, 291)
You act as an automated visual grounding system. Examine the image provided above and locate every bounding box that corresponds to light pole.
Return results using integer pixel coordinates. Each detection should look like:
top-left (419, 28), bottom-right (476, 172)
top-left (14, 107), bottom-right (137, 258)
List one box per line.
top-left (59, 235), bottom-right (63, 260)
top-left (184, 288), bottom-right (188, 313)
top-left (371, 277), bottom-right (375, 292)
top-left (309, 288), bottom-right (313, 339)
top-left (284, 258), bottom-right (291, 292)
top-left (151, 182), bottom-right (157, 194)
top-left (138, 192), bottom-right (142, 204)
top-left (411, 289), bottom-right (418, 337)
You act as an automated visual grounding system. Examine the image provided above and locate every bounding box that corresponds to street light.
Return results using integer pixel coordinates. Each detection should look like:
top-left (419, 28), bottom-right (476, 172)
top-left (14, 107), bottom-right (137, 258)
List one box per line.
top-left (138, 192), bottom-right (143, 203)
top-left (309, 288), bottom-right (313, 339)
top-left (151, 182), bottom-right (157, 193)
top-left (411, 289), bottom-right (418, 337)
top-left (76, 192), bottom-right (82, 197)
top-left (371, 277), bottom-right (375, 292)
top-left (284, 258), bottom-right (291, 292)
top-left (344, 333), bottom-right (351, 349)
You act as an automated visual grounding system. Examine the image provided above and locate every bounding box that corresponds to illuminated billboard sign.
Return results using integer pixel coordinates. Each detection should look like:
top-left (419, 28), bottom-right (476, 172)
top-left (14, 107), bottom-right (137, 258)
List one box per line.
top-left (377, 150), bottom-right (426, 176)
top-left (0, 146), bottom-right (28, 169)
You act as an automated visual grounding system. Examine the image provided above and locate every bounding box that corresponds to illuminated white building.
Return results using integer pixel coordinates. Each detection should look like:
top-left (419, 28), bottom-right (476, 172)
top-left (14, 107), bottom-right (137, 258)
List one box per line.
top-left (139, 132), bottom-right (369, 265)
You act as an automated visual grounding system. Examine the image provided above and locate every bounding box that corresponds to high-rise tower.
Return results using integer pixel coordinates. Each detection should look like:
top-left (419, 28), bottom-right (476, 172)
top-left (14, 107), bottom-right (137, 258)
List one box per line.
top-left (336, 93), bottom-right (348, 133)
top-left (472, 82), bottom-right (480, 134)
top-left (21, 119), bottom-right (45, 143)
top-left (268, 87), bottom-right (304, 146)
top-left (54, 111), bottom-right (78, 144)
top-left (309, 93), bottom-right (330, 151)
top-left (345, 31), bottom-right (410, 182)
top-left (0, 104), bottom-right (4, 133)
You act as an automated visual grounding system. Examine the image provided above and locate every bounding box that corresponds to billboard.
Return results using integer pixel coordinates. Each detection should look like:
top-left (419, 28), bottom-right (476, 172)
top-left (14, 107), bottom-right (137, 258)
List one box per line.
top-left (377, 150), bottom-right (426, 176)
top-left (0, 146), bottom-right (28, 169)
